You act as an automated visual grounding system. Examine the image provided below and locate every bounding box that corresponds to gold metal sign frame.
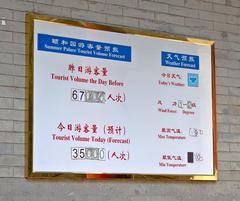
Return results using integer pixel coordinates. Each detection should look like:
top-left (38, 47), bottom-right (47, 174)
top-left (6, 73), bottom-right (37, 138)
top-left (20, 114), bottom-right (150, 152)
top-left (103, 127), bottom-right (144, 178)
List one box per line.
top-left (26, 13), bottom-right (217, 181)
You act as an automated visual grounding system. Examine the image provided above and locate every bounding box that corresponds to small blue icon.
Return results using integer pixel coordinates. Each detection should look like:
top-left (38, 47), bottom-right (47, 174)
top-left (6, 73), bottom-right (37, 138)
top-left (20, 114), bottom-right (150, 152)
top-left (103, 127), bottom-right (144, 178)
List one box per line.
top-left (188, 73), bottom-right (199, 87)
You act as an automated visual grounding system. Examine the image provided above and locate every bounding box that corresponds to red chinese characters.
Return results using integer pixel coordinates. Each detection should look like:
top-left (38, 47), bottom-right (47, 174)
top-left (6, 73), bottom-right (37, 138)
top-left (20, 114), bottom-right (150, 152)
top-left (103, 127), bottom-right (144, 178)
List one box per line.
top-left (104, 125), bottom-right (126, 136)
top-left (57, 122), bottom-right (98, 134)
top-left (161, 73), bottom-right (182, 80)
top-left (107, 93), bottom-right (126, 103)
top-left (162, 155), bottom-right (182, 161)
top-left (108, 150), bottom-right (129, 161)
top-left (158, 72), bottom-right (185, 87)
top-left (161, 128), bottom-right (182, 134)
top-left (68, 64), bottom-right (108, 77)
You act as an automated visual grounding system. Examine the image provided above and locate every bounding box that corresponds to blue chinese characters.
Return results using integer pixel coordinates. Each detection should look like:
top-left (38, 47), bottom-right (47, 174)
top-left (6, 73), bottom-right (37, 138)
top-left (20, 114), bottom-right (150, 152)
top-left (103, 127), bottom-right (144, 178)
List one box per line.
top-left (162, 51), bottom-right (199, 70)
top-left (37, 33), bottom-right (131, 62)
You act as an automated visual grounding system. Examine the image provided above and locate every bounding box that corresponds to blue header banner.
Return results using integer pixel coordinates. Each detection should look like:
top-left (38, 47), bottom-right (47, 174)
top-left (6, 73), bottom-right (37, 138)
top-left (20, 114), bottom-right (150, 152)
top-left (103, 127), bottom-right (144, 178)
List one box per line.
top-left (37, 33), bottom-right (131, 62)
top-left (162, 51), bottom-right (199, 70)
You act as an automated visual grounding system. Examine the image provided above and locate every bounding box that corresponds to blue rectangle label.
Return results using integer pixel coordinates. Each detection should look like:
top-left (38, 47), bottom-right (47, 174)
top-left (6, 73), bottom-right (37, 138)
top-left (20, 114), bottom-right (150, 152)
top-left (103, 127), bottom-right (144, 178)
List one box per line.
top-left (37, 33), bottom-right (131, 62)
top-left (161, 51), bottom-right (199, 70)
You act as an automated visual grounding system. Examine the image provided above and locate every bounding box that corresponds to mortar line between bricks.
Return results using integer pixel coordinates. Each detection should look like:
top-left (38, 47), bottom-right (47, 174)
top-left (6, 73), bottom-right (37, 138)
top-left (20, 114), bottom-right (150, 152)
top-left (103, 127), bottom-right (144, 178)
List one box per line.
top-left (0, 74), bottom-right (26, 78)
top-left (0, 142), bottom-right (23, 144)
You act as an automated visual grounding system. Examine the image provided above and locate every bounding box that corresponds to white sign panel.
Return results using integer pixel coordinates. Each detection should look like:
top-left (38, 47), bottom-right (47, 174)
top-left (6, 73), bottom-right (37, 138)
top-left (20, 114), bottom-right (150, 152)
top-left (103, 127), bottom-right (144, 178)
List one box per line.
top-left (28, 15), bottom-right (217, 179)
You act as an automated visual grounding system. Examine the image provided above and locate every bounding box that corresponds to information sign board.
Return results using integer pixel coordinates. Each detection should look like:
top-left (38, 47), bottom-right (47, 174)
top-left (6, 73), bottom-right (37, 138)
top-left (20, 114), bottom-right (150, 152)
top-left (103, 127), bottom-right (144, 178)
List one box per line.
top-left (26, 14), bottom-right (217, 180)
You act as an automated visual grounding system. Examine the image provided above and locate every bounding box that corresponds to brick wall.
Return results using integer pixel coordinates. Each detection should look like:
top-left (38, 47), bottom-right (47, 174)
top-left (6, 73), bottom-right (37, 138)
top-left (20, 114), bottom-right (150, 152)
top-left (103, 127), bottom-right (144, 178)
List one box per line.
top-left (0, 0), bottom-right (240, 200)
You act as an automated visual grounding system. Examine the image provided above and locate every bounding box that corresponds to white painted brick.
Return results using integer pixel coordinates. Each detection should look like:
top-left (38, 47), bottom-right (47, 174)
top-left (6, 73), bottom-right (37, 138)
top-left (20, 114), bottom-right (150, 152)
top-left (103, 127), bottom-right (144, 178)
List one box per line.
top-left (123, 8), bottom-right (154, 20)
top-left (0, 98), bottom-right (13, 109)
top-left (0, 8), bottom-right (13, 23)
top-left (219, 133), bottom-right (240, 143)
top-left (13, 121), bottom-right (25, 132)
top-left (90, 2), bottom-right (123, 16)
top-left (216, 95), bottom-right (229, 105)
top-left (185, 18), bottom-right (213, 30)
top-left (215, 49), bottom-right (229, 60)
top-left (71, 9), bottom-right (106, 23)
top-left (106, 0), bottom-right (138, 8)
top-left (13, 99), bottom-right (25, 110)
top-left (217, 114), bottom-right (229, 124)
top-left (199, 30), bottom-right (224, 40)
top-left (91, 0), bottom-right (105, 2)
top-left (0, 75), bottom-right (25, 88)
top-left (219, 171), bottom-right (240, 181)
top-left (0, 42), bottom-right (25, 54)
top-left (0, 132), bottom-right (24, 143)
top-left (13, 143), bottom-right (24, 155)
top-left (214, 22), bottom-right (240, 34)
top-left (185, 0), bottom-right (213, 11)
top-left (139, 19), bottom-right (169, 32)
top-left (13, 11), bottom-right (25, 22)
top-left (13, 167), bottom-right (24, 177)
top-left (216, 42), bottom-right (239, 51)
top-left (217, 114), bottom-right (240, 124)
top-left (216, 67), bottom-right (228, 77)
top-left (230, 0), bottom-right (240, 7)
top-left (53, 0), bottom-right (88, 9)
top-left (226, 32), bottom-right (240, 43)
top-left (216, 86), bottom-right (228, 95)
top-left (231, 162), bottom-right (240, 170)
top-left (13, 54), bottom-right (25, 65)
top-left (169, 6), bottom-right (198, 18)
top-left (139, 0), bottom-right (168, 12)
top-left (218, 142), bottom-right (230, 151)
top-left (214, 3), bottom-right (240, 15)
top-left (0, 167), bottom-right (13, 177)
top-left (227, 15), bottom-right (240, 25)
top-left (168, 24), bottom-right (200, 37)
top-left (228, 51), bottom-right (240, 60)
top-left (0, 8), bottom-right (13, 20)
top-left (218, 152), bottom-right (240, 161)
top-left (229, 87), bottom-right (240, 96)
top-left (0, 53), bottom-right (13, 64)
top-left (13, 33), bottom-right (25, 44)
top-left (150, 0), bottom-right (184, 6)
top-left (0, 120), bottom-right (13, 132)
top-left (217, 123), bottom-right (230, 132)
top-left (0, 109), bottom-right (24, 121)
top-left (14, 77), bottom-right (25, 88)
top-left (0, 74), bottom-right (14, 86)
top-left (0, 64), bottom-right (25, 76)
top-left (156, 14), bottom-right (185, 25)
top-left (228, 69), bottom-right (240, 79)
top-left (0, 155), bottom-right (24, 166)
top-left (33, 3), bottom-right (71, 17)
top-left (217, 104), bottom-right (229, 114)
top-left (219, 161), bottom-right (231, 170)
top-left (106, 15), bottom-right (138, 28)
top-left (217, 95), bottom-right (240, 105)
top-left (199, 10), bottom-right (227, 22)
top-left (230, 125), bottom-right (240, 134)
top-left (230, 143), bottom-right (240, 152)
top-left (32, 0), bottom-right (53, 4)
top-left (212, 0), bottom-right (226, 4)
top-left (216, 58), bottom-right (240, 69)
top-left (0, 143), bottom-right (13, 154)
top-left (0, 86), bottom-right (25, 98)
top-left (228, 105), bottom-right (240, 115)
top-left (0, 31), bottom-right (12, 42)
top-left (0, 0), bottom-right (33, 11)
